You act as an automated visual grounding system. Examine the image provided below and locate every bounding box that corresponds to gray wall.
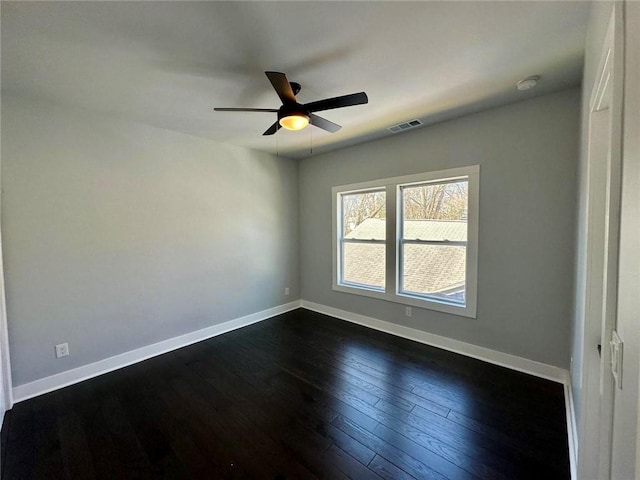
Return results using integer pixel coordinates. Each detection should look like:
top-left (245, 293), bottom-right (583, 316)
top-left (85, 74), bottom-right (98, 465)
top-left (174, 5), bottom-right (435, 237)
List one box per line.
top-left (299, 89), bottom-right (580, 368)
top-left (1, 87), bottom-right (581, 387)
top-left (1, 95), bottom-right (299, 387)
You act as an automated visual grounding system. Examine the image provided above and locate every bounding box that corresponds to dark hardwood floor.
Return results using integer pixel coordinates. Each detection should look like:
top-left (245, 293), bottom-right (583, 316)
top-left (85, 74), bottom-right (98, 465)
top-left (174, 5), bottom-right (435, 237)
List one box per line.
top-left (1, 309), bottom-right (570, 479)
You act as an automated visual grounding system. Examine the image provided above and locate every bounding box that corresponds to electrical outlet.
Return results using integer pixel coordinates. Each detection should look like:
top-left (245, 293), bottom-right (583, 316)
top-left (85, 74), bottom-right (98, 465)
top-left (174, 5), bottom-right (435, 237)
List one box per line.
top-left (284, 287), bottom-right (290, 296)
top-left (55, 343), bottom-right (69, 358)
top-left (405, 307), bottom-right (412, 317)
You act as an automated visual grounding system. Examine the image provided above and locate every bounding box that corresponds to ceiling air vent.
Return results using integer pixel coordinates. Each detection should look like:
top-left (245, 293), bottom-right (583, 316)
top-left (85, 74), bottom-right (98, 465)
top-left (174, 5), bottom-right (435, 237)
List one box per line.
top-left (388, 119), bottom-right (423, 133)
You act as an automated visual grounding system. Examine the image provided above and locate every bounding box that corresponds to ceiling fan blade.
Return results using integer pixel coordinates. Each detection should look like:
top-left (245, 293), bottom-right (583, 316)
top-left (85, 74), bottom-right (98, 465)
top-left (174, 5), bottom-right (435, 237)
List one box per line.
top-left (265, 71), bottom-right (296, 104)
top-left (303, 92), bottom-right (368, 113)
top-left (263, 121), bottom-right (281, 136)
top-left (309, 113), bottom-right (341, 133)
top-left (214, 108), bottom-right (278, 112)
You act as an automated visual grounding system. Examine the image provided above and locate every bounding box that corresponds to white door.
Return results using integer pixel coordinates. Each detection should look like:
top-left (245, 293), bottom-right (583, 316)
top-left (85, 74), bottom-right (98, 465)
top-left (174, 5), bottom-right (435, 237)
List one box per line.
top-left (578, 6), bottom-right (624, 480)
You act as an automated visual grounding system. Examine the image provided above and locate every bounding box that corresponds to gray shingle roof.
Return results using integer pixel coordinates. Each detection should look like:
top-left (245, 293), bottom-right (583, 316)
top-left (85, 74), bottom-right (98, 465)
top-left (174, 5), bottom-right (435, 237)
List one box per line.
top-left (342, 218), bottom-right (466, 301)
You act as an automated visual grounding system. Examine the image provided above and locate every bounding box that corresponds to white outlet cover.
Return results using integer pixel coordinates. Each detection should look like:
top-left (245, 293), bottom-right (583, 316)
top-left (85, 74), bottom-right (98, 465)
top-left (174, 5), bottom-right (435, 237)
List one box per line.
top-left (55, 343), bottom-right (69, 358)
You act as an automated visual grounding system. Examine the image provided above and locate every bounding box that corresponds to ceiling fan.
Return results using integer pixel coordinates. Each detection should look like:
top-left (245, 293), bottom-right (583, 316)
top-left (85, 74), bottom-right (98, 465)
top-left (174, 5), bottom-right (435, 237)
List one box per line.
top-left (214, 71), bottom-right (368, 135)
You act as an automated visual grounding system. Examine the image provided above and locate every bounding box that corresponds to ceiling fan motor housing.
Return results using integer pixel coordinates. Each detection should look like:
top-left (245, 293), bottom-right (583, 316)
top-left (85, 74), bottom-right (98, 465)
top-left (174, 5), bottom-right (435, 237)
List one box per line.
top-left (289, 82), bottom-right (302, 96)
top-left (278, 104), bottom-right (309, 121)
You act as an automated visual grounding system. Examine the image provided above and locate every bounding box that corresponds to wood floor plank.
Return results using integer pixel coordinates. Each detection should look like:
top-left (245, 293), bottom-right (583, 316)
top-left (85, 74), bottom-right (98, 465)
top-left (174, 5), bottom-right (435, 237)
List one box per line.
top-left (98, 394), bottom-right (154, 478)
top-left (400, 402), bottom-right (565, 475)
top-left (1, 309), bottom-right (570, 480)
top-left (372, 422), bottom-right (507, 480)
top-left (177, 351), bottom-right (331, 479)
top-left (2, 400), bottom-right (37, 479)
top-left (323, 443), bottom-right (383, 480)
top-left (122, 381), bottom-right (213, 480)
top-left (369, 454), bottom-right (420, 480)
top-left (57, 411), bottom-right (98, 480)
top-left (297, 311), bottom-right (565, 420)
top-left (29, 397), bottom-right (65, 480)
top-left (265, 320), bottom-right (501, 422)
top-left (332, 414), bottom-right (465, 480)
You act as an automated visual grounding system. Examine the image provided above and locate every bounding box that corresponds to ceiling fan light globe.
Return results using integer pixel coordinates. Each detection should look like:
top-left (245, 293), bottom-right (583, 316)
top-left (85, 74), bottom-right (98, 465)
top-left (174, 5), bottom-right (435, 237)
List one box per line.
top-left (279, 114), bottom-right (309, 131)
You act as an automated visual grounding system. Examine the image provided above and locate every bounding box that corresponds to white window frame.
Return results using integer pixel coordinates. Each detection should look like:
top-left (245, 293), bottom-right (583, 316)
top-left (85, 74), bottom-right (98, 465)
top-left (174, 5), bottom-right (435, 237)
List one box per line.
top-left (332, 165), bottom-right (479, 318)
top-left (337, 187), bottom-right (386, 292)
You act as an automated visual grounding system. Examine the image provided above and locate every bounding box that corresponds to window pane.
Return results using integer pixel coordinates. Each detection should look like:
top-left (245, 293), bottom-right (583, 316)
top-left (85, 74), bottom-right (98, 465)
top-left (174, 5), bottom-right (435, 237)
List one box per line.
top-left (402, 244), bottom-right (466, 304)
top-left (402, 180), bottom-right (467, 241)
top-left (342, 242), bottom-right (385, 289)
top-left (341, 190), bottom-right (386, 239)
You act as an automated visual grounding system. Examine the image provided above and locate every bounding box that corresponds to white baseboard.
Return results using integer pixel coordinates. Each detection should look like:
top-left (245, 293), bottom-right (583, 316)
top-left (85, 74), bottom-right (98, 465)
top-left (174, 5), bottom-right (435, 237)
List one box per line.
top-left (12, 300), bottom-right (302, 403)
top-left (301, 300), bottom-right (569, 384)
top-left (564, 382), bottom-right (578, 480)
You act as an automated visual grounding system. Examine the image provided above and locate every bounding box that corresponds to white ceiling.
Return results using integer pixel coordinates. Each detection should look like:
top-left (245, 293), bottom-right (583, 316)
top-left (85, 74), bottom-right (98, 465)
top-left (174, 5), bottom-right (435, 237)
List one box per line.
top-left (1, 1), bottom-right (590, 159)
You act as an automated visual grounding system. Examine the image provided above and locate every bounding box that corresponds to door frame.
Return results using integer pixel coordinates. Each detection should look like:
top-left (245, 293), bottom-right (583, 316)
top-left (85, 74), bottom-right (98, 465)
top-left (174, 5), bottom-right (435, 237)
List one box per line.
top-left (0, 230), bottom-right (12, 415)
top-left (0, 127), bottom-right (12, 416)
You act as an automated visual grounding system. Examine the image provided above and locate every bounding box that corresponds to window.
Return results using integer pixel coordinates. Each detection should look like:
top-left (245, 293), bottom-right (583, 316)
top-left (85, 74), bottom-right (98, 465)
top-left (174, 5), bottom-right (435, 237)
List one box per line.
top-left (332, 166), bottom-right (479, 318)
top-left (339, 189), bottom-right (386, 290)
top-left (399, 179), bottom-right (468, 304)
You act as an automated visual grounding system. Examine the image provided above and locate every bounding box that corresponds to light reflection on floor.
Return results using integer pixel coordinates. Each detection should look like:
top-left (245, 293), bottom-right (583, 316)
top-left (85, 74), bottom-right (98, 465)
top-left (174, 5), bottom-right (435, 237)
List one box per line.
top-left (327, 337), bottom-right (492, 452)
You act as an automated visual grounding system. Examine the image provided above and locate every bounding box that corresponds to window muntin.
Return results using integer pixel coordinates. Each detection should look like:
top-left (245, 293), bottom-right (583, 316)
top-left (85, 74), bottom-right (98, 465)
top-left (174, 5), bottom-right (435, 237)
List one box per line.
top-left (332, 166), bottom-right (479, 318)
top-left (399, 179), bottom-right (468, 305)
top-left (339, 189), bottom-right (386, 290)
